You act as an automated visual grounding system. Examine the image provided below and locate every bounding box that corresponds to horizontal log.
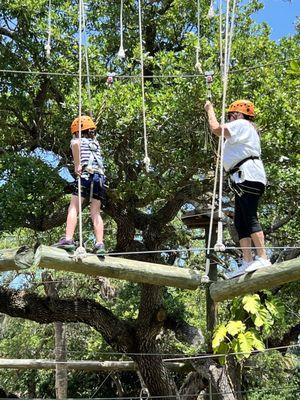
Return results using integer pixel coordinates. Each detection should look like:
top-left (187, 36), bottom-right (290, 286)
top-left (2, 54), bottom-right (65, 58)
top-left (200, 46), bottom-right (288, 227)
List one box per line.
top-left (0, 247), bottom-right (34, 272)
top-left (34, 245), bottom-right (202, 290)
top-left (0, 359), bottom-right (192, 372)
top-left (210, 257), bottom-right (300, 302)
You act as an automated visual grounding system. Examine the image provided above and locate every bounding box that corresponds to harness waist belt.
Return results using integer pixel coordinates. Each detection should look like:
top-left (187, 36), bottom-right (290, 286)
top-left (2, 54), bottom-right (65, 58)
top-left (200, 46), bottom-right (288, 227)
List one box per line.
top-left (228, 156), bottom-right (260, 175)
top-left (83, 166), bottom-right (105, 175)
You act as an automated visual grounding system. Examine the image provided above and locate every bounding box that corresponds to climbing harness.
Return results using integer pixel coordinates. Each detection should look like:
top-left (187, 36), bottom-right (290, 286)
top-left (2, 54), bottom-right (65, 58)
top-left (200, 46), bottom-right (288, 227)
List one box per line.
top-left (228, 156), bottom-right (260, 177)
top-left (45, 0), bottom-right (52, 58)
top-left (138, 0), bottom-right (150, 172)
top-left (117, 0), bottom-right (126, 59)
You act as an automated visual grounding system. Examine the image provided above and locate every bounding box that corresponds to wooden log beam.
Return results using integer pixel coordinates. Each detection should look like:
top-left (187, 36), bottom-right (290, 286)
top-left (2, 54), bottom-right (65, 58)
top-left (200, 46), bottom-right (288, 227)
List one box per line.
top-left (210, 258), bottom-right (300, 302)
top-left (34, 245), bottom-right (201, 290)
top-left (0, 359), bottom-right (192, 372)
top-left (0, 247), bottom-right (34, 272)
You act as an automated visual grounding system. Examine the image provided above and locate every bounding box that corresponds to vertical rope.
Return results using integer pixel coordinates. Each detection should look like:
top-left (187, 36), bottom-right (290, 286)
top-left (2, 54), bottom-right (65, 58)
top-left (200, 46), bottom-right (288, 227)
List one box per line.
top-left (81, 0), bottom-right (93, 117)
top-left (138, 0), bottom-right (150, 172)
top-left (219, 0), bottom-right (223, 74)
top-left (76, 0), bottom-right (85, 258)
top-left (202, 138), bottom-right (221, 283)
top-left (118, 0), bottom-right (126, 59)
top-left (214, 0), bottom-right (236, 252)
top-left (195, 0), bottom-right (202, 73)
top-left (45, 0), bottom-right (52, 58)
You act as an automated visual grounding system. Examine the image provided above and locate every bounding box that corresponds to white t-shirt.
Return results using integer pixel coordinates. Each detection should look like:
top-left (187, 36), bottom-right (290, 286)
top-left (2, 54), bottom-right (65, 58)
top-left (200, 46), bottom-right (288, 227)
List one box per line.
top-left (223, 119), bottom-right (266, 185)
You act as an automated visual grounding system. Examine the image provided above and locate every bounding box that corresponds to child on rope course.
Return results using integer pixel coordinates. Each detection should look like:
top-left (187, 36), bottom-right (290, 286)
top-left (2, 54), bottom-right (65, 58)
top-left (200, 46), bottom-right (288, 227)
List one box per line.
top-left (54, 115), bottom-right (106, 256)
top-left (204, 99), bottom-right (271, 278)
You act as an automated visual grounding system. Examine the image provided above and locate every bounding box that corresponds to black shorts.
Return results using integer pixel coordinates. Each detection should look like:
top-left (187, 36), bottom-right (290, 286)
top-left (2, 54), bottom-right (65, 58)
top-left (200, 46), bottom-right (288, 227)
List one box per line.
top-left (72, 173), bottom-right (106, 204)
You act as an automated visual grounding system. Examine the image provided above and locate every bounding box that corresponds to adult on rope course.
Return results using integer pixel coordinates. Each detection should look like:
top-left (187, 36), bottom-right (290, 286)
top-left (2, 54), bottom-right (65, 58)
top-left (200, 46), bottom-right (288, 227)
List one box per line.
top-left (204, 99), bottom-right (272, 278)
top-left (53, 116), bottom-right (106, 257)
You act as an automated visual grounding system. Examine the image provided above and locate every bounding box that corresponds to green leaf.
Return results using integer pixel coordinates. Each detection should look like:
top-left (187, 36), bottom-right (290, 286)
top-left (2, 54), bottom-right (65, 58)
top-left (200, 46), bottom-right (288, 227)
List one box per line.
top-left (226, 320), bottom-right (246, 337)
top-left (242, 294), bottom-right (261, 315)
top-left (212, 324), bottom-right (227, 349)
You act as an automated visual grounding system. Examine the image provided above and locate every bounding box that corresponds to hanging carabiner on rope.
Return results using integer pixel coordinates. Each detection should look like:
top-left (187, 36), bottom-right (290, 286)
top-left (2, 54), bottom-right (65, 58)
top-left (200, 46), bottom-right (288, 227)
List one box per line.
top-left (138, 0), bottom-right (151, 173)
top-left (45, 0), bottom-right (52, 58)
top-left (204, 70), bottom-right (214, 100)
top-left (117, 0), bottom-right (126, 59)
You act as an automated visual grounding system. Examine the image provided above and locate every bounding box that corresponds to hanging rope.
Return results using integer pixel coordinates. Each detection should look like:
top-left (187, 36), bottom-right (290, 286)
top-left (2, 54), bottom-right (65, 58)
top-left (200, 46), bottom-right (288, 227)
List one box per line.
top-left (45, 0), bottom-right (52, 58)
top-left (195, 0), bottom-right (202, 73)
top-left (74, 0), bottom-right (86, 260)
top-left (118, 0), bottom-right (126, 59)
top-left (219, 0), bottom-right (223, 74)
top-left (81, 0), bottom-right (93, 117)
top-left (214, 0), bottom-right (237, 252)
top-left (138, 0), bottom-right (150, 172)
top-left (207, 0), bottom-right (215, 19)
top-left (201, 139), bottom-right (221, 283)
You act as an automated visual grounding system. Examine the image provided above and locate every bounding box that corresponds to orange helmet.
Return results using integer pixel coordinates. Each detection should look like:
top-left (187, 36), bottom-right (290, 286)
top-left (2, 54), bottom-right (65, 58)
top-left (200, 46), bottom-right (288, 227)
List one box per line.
top-left (228, 100), bottom-right (255, 117)
top-left (70, 115), bottom-right (96, 134)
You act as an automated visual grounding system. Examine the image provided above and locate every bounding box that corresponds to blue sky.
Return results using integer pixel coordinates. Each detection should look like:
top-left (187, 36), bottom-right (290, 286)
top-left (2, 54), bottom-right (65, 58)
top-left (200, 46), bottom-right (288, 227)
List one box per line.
top-left (251, 0), bottom-right (299, 40)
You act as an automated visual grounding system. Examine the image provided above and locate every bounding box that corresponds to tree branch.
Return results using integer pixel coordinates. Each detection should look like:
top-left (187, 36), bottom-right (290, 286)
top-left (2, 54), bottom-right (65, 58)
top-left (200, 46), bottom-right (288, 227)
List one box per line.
top-left (0, 287), bottom-right (135, 352)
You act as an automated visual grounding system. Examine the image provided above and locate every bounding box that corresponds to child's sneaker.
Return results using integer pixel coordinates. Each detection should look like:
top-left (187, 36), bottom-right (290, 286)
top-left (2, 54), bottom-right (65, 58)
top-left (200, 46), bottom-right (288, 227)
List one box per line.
top-left (53, 237), bottom-right (75, 252)
top-left (245, 256), bottom-right (271, 273)
top-left (93, 242), bottom-right (105, 257)
top-left (225, 260), bottom-right (253, 279)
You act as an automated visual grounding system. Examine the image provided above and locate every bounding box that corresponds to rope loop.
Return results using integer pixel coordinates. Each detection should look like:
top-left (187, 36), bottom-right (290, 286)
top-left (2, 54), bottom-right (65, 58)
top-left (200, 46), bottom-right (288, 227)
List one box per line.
top-left (139, 387), bottom-right (150, 400)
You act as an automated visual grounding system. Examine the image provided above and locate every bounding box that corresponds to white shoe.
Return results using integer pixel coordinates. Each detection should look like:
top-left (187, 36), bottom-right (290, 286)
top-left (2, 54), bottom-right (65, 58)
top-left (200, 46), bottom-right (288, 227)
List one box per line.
top-left (245, 257), bottom-right (272, 273)
top-left (225, 260), bottom-right (253, 279)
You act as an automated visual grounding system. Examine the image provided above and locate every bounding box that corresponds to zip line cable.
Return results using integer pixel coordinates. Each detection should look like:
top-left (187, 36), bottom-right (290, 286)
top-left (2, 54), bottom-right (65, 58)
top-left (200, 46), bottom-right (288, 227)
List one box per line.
top-left (0, 57), bottom-right (298, 79)
top-left (138, 0), bottom-right (150, 172)
top-left (2, 343), bottom-right (299, 361)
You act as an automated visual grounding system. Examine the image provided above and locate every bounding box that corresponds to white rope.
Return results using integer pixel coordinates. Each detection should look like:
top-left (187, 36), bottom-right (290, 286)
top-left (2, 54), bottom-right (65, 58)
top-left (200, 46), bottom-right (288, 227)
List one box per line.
top-left (75, 0), bottom-right (86, 260)
top-left (45, 0), bottom-right (52, 58)
top-left (219, 0), bottom-right (223, 74)
top-left (138, 0), bottom-right (150, 172)
top-left (117, 0), bottom-right (126, 59)
top-left (195, 0), bottom-right (202, 73)
top-left (207, 0), bottom-right (215, 18)
top-left (81, 0), bottom-right (93, 117)
top-left (202, 138), bottom-right (221, 283)
top-left (214, 0), bottom-right (236, 252)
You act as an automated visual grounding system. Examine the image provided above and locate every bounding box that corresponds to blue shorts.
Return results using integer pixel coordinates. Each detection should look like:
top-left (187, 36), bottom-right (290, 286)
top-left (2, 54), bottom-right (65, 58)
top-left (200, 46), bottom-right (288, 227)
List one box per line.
top-left (72, 173), bottom-right (106, 205)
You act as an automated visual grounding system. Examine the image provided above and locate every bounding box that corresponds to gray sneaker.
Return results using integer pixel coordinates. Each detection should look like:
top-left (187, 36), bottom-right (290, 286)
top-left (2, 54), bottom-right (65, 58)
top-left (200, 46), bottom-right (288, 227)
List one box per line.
top-left (53, 237), bottom-right (75, 252)
top-left (93, 242), bottom-right (105, 257)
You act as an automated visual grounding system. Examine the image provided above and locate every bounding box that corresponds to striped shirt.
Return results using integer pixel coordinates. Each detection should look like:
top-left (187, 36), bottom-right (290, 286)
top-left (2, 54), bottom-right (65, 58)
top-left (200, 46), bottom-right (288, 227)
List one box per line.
top-left (71, 137), bottom-right (104, 170)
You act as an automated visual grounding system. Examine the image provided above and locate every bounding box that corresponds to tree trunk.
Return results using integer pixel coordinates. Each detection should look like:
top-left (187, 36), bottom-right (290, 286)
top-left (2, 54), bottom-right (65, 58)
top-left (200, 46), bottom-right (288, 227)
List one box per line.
top-left (192, 359), bottom-right (236, 400)
top-left (55, 322), bottom-right (68, 400)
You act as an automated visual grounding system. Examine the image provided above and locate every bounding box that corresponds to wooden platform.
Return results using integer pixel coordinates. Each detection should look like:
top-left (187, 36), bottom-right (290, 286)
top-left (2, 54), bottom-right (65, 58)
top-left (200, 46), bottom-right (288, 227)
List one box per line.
top-left (1, 246), bottom-right (299, 296)
top-left (210, 257), bottom-right (300, 302)
top-left (0, 359), bottom-right (191, 372)
top-left (0, 245), bottom-right (202, 290)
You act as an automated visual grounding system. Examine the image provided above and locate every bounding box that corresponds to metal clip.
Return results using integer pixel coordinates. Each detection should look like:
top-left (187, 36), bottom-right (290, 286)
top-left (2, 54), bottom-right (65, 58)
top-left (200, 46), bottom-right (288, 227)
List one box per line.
top-left (204, 70), bottom-right (214, 100)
